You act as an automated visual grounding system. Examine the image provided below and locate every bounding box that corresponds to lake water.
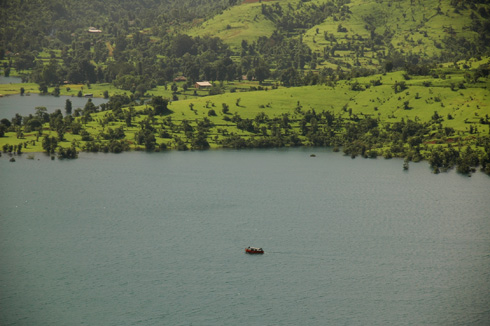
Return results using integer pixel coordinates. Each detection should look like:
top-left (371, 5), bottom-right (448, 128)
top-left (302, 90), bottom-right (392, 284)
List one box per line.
top-left (0, 76), bottom-right (23, 84)
top-left (0, 94), bottom-right (108, 120)
top-left (1, 148), bottom-right (489, 326)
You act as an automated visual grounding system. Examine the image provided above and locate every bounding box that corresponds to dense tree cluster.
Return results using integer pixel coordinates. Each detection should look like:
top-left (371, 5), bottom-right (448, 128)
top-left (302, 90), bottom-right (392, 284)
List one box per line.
top-left (261, 0), bottom-right (351, 33)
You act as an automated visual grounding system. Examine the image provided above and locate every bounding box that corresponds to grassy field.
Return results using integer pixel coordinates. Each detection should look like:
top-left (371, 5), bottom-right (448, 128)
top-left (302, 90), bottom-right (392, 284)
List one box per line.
top-left (160, 70), bottom-right (490, 134)
top-left (0, 82), bottom-right (38, 95)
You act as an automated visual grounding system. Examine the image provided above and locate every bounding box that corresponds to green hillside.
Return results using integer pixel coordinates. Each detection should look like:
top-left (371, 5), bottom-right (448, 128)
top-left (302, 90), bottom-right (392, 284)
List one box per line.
top-left (303, 0), bottom-right (483, 70)
top-left (189, 0), bottom-right (490, 71)
top-left (2, 0), bottom-right (489, 87)
top-left (1, 0), bottom-right (490, 174)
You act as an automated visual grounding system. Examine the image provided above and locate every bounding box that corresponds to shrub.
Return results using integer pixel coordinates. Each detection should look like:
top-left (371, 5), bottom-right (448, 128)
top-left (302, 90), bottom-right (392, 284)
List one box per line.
top-left (222, 103), bottom-right (229, 114)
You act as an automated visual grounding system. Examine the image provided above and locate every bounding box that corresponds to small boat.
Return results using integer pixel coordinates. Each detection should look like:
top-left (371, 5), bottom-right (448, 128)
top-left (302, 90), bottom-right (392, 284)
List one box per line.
top-left (245, 246), bottom-right (264, 254)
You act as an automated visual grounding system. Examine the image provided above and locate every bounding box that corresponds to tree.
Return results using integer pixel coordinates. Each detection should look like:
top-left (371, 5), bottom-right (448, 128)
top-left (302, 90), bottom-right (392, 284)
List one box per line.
top-left (393, 81), bottom-right (407, 93)
top-left (58, 145), bottom-right (78, 159)
top-left (52, 86), bottom-right (60, 97)
top-left (42, 136), bottom-right (58, 154)
top-left (14, 52), bottom-right (35, 72)
top-left (80, 130), bottom-right (93, 141)
top-left (150, 96), bottom-right (170, 115)
top-left (222, 103), bottom-right (229, 114)
top-left (83, 99), bottom-right (97, 114)
top-left (94, 41), bottom-right (109, 63)
top-left (38, 83), bottom-right (48, 94)
top-left (384, 61), bottom-right (394, 72)
top-left (1, 118), bottom-right (12, 128)
top-left (67, 59), bottom-right (96, 84)
top-left (135, 128), bottom-right (156, 151)
top-left (125, 110), bottom-right (132, 127)
top-left (42, 59), bottom-right (61, 86)
top-left (65, 99), bottom-right (72, 115)
top-left (173, 34), bottom-right (195, 57)
top-left (337, 24), bottom-right (347, 33)
top-left (35, 107), bottom-right (49, 123)
top-left (25, 118), bottom-right (42, 132)
top-left (171, 83), bottom-right (178, 93)
top-left (71, 122), bottom-right (82, 135)
top-left (280, 67), bottom-right (300, 86)
top-left (144, 133), bottom-right (156, 151)
top-left (191, 131), bottom-right (210, 150)
top-left (12, 113), bottom-right (22, 126)
top-left (254, 65), bottom-right (270, 84)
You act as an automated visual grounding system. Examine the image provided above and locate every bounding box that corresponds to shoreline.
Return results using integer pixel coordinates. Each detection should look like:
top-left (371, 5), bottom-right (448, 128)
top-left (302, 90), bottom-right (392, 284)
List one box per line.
top-left (1, 147), bottom-right (489, 177)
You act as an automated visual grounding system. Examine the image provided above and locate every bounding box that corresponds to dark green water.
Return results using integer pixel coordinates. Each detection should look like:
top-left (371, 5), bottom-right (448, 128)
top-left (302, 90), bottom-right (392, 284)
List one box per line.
top-left (1, 148), bottom-right (489, 325)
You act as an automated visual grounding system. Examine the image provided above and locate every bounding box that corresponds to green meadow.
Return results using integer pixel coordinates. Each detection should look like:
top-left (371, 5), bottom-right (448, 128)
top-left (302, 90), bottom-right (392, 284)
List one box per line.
top-left (1, 69), bottom-right (489, 156)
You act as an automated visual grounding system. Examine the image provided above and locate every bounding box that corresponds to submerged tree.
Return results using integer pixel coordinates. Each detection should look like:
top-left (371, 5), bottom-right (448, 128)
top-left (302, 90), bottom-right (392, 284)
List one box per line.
top-left (42, 136), bottom-right (58, 154)
top-left (65, 99), bottom-right (72, 115)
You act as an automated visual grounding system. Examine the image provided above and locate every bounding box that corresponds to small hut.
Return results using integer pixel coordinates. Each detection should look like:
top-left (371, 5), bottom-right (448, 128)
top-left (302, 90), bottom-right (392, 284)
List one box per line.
top-left (194, 81), bottom-right (212, 89)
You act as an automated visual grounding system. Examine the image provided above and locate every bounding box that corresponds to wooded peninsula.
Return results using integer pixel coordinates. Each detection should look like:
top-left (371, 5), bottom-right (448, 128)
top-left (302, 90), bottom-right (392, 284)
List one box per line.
top-left (1, 0), bottom-right (489, 175)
